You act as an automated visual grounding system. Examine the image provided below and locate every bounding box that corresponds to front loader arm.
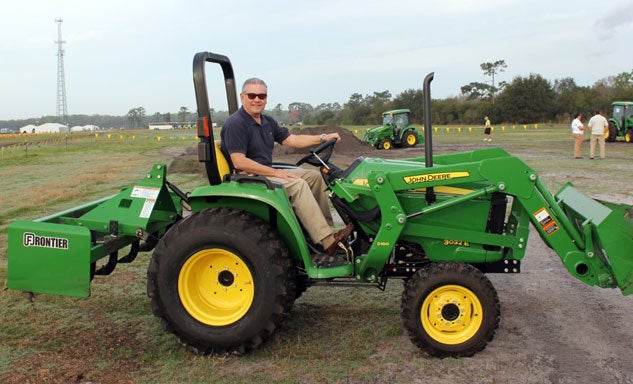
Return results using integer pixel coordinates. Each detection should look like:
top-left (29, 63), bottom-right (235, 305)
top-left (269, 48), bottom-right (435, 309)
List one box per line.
top-left (335, 148), bottom-right (633, 294)
top-left (398, 150), bottom-right (629, 291)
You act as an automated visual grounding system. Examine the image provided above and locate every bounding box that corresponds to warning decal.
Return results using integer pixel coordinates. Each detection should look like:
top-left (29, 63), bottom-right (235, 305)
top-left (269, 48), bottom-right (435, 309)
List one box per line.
top-left (131, 186), bottom-right (160, 218)
top-left (140, 199), bottom-right (156, 219)
top-left (131, 186), bottom-right (160, 199)
top-left (534, 207), bottom-right (559, 235)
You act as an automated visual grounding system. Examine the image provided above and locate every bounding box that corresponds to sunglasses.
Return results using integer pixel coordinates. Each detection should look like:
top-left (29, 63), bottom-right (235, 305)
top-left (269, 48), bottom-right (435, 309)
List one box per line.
top-left (245, 93), bottom-right (267, 100)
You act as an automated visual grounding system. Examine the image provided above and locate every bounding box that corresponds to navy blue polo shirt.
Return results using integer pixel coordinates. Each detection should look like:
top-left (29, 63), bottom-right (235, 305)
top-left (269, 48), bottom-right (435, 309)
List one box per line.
top-left (220, 107), bottom-right (290, 167)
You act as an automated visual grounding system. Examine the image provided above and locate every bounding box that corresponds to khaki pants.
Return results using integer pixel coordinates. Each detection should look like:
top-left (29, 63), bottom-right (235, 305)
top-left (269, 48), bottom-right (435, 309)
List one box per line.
top-left (589, 134), bottom-right (605, 159)
top-left (267, 168), bottom-right (333, 244)
top-left (573, 133), bottom-right (583, 158)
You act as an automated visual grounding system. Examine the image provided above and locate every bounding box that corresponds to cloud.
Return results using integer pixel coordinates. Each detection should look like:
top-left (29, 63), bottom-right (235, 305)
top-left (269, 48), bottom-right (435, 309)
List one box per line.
top-left (595, 1), bottom-right (633, 40)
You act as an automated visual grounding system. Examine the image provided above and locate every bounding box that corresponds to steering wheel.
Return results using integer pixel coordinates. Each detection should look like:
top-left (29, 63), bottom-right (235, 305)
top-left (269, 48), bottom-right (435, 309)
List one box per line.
top-left (296, 138), bottom-right (337, 166)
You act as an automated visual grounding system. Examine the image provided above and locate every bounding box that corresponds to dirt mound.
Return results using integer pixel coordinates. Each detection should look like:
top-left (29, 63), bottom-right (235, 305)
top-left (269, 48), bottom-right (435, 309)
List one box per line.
top-left (272, 125), bottom-right (374, 157)
top-left (166, 146), bottom-right (205, 175)
top-left (168, 125), bottom-right (378, 175)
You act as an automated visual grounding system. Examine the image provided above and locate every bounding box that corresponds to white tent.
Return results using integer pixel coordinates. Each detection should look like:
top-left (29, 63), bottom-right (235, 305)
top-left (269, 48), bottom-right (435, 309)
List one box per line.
top-left (19, 124), bottom-right (37, 133)
top-left (71, 124), bottom-right (100, 132)
top-left (33, 123), bottom-right (69, 133)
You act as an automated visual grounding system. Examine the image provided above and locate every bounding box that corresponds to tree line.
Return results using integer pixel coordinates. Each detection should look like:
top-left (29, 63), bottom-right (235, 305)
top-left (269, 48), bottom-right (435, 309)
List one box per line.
top-left (151, 65), bottom-right (633, 127)
top-left (297, 61), bottom-right (633, 126)
top-left (2, 63), bottom-right (632, 131)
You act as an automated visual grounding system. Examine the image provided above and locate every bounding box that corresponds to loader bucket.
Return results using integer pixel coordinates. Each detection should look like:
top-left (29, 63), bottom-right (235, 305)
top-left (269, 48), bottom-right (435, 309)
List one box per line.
top-left (556, 183), bottom-right (633, 295)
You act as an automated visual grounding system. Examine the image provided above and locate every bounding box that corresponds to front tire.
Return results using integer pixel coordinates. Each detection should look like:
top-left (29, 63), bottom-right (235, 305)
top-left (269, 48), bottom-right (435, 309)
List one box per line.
top-left (379, 138), bottom-right (393, 150)
top-left (401, 262), bottom-right (500, 357)
top-left (147, 207), bottom-right (296, 355)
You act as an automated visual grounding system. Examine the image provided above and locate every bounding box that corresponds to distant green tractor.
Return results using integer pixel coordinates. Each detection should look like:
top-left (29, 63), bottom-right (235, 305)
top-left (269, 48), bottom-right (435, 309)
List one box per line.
top-left (363, 109), bottom-right (423, 150)
top-left (605, 101), bottom-right (633, 142)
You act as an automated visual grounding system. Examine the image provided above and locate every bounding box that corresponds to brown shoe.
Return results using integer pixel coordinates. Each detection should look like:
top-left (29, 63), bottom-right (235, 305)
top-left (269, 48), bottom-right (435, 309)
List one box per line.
top-left (325, 223), bottom-right (354, 256)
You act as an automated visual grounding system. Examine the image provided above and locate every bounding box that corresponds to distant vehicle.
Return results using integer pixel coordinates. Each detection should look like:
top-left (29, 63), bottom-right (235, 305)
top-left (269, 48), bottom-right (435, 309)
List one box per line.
top-left (149, 123), bottom-right (176, 130)
top-left (363, 109), bottom-right (423, 150)
top-left (605, 101), bottom-right (633, 142)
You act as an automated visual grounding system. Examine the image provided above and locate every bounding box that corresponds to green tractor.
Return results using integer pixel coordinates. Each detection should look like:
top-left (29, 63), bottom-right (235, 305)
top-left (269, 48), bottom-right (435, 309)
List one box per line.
top-left (7, 52), bottom-right (633, 358)
top-left (605, 101), bottom-right (633, 142)
top-left (363, 109), bottom-right (422, 150)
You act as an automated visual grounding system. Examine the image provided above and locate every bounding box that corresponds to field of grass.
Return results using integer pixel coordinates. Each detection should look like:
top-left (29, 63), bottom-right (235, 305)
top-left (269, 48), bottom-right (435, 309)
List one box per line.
top-left (1, 124), bottom-right (631, 383)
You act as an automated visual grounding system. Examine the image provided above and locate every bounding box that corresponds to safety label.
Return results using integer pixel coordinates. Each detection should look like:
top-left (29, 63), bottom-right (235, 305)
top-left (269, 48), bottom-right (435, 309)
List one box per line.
top-left (534, 207), bottom-right (559, 235)
top-left (131, 186), bottom-right (160, 218)
top-left (140, 199), bottom-right (156, 219)
top-left (131, 186), bottom-right (160, 199)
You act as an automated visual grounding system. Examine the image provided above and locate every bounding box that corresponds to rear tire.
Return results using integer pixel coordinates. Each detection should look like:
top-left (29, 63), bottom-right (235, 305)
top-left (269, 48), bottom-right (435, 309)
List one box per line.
top-left (403, 131), bottom-right (418, 147)
top-left (401, 262), bottom-right (500, 357)
top-left (606, 121), bottom-right (617, 142)
top-left (147, 207), bottom-right (296, 355)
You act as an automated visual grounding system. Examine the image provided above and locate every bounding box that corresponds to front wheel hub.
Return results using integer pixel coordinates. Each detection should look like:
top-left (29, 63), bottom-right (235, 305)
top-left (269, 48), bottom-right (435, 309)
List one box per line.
top-left (421, 284), bottom-right (483, 345)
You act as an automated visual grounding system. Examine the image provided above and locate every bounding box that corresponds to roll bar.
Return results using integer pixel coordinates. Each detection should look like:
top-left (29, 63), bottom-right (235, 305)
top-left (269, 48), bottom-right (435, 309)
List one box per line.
top-left (192, 52), bottom-right (239, 185)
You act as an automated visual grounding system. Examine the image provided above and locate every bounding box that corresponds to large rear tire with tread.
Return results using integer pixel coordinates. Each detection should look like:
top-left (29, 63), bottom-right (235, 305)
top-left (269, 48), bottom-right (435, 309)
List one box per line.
top-left (401, 262), bottom-right (500, 358)
top-left (147, 207), bottom-right (296, 355)
top-left (403, 130), bottom-right (418, 147)
top-left (606, 121), bottom-right (618, 142)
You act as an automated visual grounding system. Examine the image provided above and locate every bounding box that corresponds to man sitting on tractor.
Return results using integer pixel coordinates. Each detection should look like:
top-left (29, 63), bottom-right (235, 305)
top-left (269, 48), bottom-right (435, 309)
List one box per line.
top-left (220, 77), bottom-right (353, 267)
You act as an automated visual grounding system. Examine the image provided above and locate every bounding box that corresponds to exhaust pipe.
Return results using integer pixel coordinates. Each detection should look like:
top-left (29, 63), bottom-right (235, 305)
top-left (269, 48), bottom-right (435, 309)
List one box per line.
top-left (423, 72), bottom-right (435, 204)
top-left (423, 72), bottom-right (434, 167)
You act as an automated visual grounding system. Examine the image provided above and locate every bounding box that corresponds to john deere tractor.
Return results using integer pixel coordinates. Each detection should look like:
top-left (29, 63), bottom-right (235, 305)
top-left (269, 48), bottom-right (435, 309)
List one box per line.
top-left (605, 101), bottom-right (633, 142)
top-left (7, 52), bottom-right (633, 358)
top-left (363, 109), bottom-right (422, 150)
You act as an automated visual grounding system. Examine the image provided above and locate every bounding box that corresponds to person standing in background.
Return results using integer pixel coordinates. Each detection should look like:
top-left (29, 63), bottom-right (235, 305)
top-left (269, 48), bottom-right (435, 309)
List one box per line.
top-left (571, 113), bottom-right (585, 159)
top-left (483, 116), bottom-right (492, 142)
top-left (587, 109), bottom-right (608, 159)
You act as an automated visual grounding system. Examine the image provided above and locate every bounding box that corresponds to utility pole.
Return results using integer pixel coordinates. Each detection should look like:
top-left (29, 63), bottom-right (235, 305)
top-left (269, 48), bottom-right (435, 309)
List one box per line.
top-left (55, 18), bottom-right (68, 126)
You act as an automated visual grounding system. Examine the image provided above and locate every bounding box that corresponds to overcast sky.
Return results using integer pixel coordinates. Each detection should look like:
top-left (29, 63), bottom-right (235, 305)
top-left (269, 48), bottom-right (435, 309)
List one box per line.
top-left (2, 0), bottom-right (632, 120)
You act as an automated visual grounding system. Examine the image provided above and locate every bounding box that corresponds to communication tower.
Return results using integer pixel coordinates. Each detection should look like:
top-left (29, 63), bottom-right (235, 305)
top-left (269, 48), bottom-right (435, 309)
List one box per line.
top-left (55, 18), bottom-right (68, 125)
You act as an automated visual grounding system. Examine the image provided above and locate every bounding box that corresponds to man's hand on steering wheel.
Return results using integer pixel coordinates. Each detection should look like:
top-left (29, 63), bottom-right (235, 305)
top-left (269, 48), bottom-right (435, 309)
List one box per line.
top-left (320, 132), bottom-right (341, 143)
top-left (296, 137), bottom-right (338, 166)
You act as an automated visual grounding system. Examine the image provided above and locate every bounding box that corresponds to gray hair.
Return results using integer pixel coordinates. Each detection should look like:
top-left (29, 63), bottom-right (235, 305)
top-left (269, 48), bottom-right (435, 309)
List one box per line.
top-left (242, 78), bottom-right (267, 93)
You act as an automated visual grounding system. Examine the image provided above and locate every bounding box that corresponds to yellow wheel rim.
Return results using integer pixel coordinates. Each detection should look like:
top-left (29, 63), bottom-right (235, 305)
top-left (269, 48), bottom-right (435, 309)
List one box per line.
top-left (178, 248), bottom-right (254, 326)
top-left (626, 132), bottom-right (632, 143)
top-left (420, 285), bottom-right (483, 345)
top-left (406, 134), bottom-right (416, 145)
top-left (383, 141), bottom-right (392, 150)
